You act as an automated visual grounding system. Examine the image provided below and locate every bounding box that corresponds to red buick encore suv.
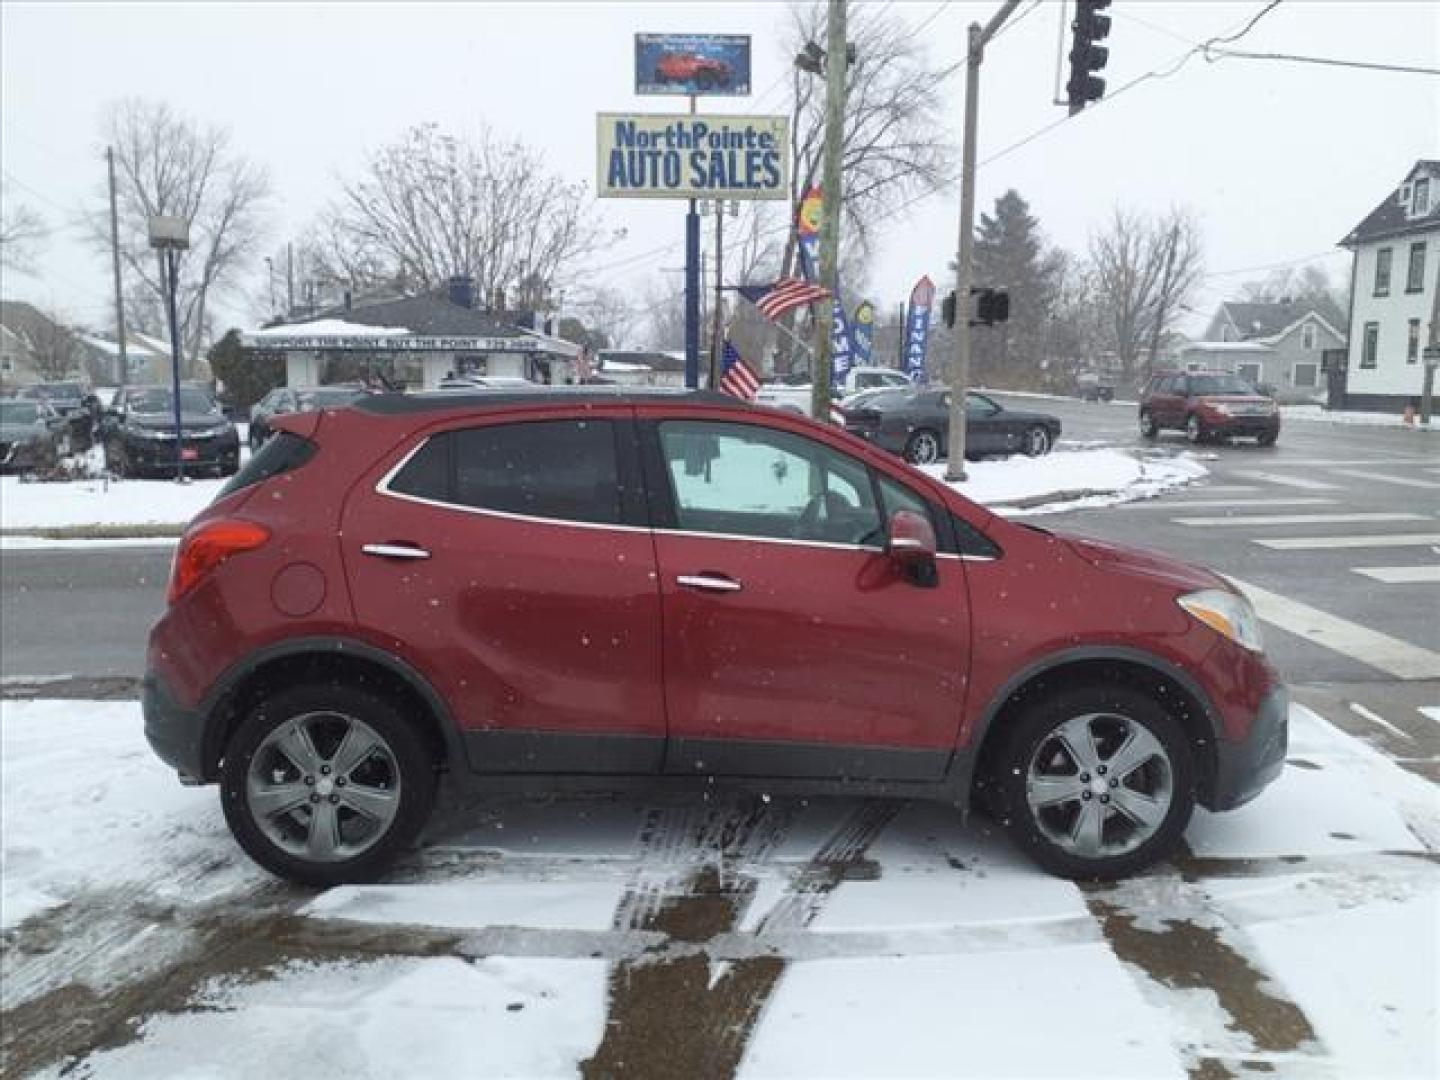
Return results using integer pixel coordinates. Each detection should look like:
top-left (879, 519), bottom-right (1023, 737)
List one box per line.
top-left (144, 388), bottom-right (1287, 886)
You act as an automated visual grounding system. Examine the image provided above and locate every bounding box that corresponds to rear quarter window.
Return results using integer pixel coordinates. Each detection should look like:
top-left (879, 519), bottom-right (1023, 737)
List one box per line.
top-left (217, 431), bottom-right (316, 499)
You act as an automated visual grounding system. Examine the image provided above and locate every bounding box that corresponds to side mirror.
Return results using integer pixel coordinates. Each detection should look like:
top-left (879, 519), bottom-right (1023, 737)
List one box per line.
top-left (885, 509), bottom-right (937, 566)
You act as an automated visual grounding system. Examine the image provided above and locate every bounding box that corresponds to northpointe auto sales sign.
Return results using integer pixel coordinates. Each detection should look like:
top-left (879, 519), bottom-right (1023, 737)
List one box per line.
top-left (596, 114), bottom-right (788, 200)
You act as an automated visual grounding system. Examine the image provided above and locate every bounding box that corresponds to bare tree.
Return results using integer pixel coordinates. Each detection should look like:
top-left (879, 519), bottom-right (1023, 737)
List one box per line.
top-left (27, 309), bottom-right (83, 381)
top-left (323, 123), bottom-right (614, 308)
top-left (97, 99), bottom-right (271, 373)
top-left (1, 202), bottom-right (46, 273)
top-left (1088, 207), bottom-right (1203, 379)
top-left (640, 276), bottom-right (687, 352)
top-left (572, 287), bottom-right (639, 351)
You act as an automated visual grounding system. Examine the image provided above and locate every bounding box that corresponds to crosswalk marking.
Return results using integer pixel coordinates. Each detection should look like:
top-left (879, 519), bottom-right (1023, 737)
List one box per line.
top-left (1124, 498), bottom-right (1335, 510)
top-left (1328, 468), bottom-right (1440, 491)
top-left (1255, 533), bottom-right (1440, 550)
top-left (1352, 566), bottom-right (1440, 584)
top-left (1225, 576), bottom-right (1440, 681)
top-left (1173, 512), bottom-right (1427, 527)
top-left (1232, 471), bottom-right (1343, 490)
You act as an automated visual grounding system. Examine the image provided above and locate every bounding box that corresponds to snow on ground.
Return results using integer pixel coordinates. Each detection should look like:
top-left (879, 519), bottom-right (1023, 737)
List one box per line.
top-left (30, 956), bottom-right (609, 1080)
top-left (922, 447), bottom-right (1207, 514)
top-left (246, 318), bottom-right (411, 338)
top-left (4, 694), bottom-right (1434, 1077)
top-left (1282, 404), bottom-right (1435, 429)
top-left (0, 474), bottom-right (224, 530)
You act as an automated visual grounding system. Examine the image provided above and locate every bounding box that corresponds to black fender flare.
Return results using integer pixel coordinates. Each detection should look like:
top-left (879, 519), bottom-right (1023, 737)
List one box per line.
top-left (198, 635), bottom-right (465, 777)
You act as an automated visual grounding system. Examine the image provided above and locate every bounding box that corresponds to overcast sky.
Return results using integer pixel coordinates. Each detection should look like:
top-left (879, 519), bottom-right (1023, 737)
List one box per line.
top-left (2, 1), bottom-right (1436, 341)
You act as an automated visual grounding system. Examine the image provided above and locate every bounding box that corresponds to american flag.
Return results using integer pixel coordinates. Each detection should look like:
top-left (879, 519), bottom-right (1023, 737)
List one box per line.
top-left (718, 340), bottom-right (761, 401)
top-left (736, 278), bottom-right (831, 322)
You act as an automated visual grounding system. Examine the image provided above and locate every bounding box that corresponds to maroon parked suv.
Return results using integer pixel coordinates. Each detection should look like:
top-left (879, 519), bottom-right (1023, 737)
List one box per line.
top-left (144, 389), bottom-right (1287, 886)
top-left (1139, 370), bottom-right (1281, 445)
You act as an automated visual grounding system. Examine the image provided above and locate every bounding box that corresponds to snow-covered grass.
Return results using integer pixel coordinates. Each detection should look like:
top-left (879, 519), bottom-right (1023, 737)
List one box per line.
top-left (5, 695), bottom-right (1434, 1077)
top-left (923, 447), bottom-right (1207, 514)
top-left (1282, 404), bottom-right (1435, 429)
top-left (0, 474), bottom-right (223, 531)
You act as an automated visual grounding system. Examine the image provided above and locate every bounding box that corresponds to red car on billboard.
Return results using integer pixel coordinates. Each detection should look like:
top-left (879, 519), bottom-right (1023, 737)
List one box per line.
top-left (654, 52), bottom-right (732, 89)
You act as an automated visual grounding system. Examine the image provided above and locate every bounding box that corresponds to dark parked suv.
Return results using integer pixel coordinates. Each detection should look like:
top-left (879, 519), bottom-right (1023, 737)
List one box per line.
top-left (144, 389), bottom-right (1286, 886)
top-left (101, 385), bottom-right (240, 477)
top-left (1139, 370), bottom-right (1280, 445)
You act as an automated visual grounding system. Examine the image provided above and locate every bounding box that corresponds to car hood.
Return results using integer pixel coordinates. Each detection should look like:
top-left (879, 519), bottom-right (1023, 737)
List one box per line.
top-left (1197, 395), bottom-right (1272, 407)
top-left (1056, 531), bottom-right (1226, 593)
top-left (129, 411), bottom-right (230, 430)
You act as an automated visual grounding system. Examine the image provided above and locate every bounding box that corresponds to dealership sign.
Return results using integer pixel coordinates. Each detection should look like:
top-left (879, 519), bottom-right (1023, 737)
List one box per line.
top-left (635, 33), bottom-right (751, 97)
top-left (596, 114), bottom-right (788, 200)
top-left (240, 333), bottom-right (545, 353)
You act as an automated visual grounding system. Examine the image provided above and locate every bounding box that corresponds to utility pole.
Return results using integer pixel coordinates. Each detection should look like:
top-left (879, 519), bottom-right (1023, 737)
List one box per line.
top-left (286, 242), bottom-right (295, 316)
top-left (945, 0), bottom-right (1020, 481)
top-left (106, 147), bottom-right (128, 390)
top-left (710, 202), bottom-right (726, 390)
top-left (684, 95), bottom-right (701, 388)
top-left (810, 0), bottom-right (848, 422)
top-left (1146, 221), bottom-right (1181, 378)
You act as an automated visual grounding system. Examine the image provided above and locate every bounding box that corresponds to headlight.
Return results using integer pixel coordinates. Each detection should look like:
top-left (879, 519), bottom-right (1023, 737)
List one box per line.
top-left (1209, 402), bottom-right (1232, 416)
top-left (1178, 589), bottom-right (1264, 652)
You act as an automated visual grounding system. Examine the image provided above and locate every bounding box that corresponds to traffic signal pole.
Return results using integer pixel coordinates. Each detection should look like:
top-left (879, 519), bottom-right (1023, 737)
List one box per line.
top-left (945, 1), bottom-right (1019, 481)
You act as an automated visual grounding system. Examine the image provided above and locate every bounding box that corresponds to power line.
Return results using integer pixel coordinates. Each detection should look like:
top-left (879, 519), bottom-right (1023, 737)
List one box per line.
top-left (1203, 47), bottom-right (1440, 77)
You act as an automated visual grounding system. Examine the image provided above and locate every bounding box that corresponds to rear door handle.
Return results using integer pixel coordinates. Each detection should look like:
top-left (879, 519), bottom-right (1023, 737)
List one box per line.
top-left (362, 542), bottom-right (431, 560)
top-left (677, 573), bottom-right (742, 593)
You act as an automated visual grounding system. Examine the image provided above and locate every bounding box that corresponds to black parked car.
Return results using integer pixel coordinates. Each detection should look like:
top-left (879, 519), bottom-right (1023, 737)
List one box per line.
top-left (844, 388), bottom-right (1062, 464)
top-left (248, 384), bottom-right (372, 450)
top-left (17, 380), bottom-right (99, 450)
top-left (0, 398), bottom-right (65, 472)
top-left (100, 385), bottom-right (240, 477)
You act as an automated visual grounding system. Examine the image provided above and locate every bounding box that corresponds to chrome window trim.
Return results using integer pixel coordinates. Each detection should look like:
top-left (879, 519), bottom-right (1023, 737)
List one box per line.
top-left (375, 435), bottom-right (996, 560)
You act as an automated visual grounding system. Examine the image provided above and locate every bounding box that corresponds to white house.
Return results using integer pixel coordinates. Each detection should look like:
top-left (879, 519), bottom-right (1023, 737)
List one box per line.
top-left (1339, 159), bottom-right (1439, 411)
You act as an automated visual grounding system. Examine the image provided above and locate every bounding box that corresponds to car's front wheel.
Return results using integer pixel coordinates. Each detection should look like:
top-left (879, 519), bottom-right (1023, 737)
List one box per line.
top-left (220, 685), bottom-right (438, 887)
top-left (1139, 411), bottom-right (1159, 439)
top-left (903, 428), bottom-right (942, 465)
top-left (990, 683), bottom-right (1195, 880)
top-left (1021, 426), bottom-right (1053, 457)
top-left (1185, 414), bottom-right (1207, 444)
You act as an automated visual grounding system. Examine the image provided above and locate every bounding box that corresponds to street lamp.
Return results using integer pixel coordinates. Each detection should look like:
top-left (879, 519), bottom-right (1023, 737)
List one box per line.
top-left (148, 215), bottom-right (190, 483)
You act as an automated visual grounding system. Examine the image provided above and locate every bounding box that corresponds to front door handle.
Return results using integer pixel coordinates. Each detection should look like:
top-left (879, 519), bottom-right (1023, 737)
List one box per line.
top-left (677, 573), bottom-right (742, 593)
top-left (362, 542), bottom-right (431, 560)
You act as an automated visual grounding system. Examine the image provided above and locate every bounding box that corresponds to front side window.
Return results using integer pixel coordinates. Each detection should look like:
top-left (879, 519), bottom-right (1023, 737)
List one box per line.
top-left (1361, 323), bottom-right (1379, 369)
top-left (1374, 248), bottom-right (1392, 296)
top-left (658, 420), bottom-right (880, 546)
top-left (389, 420), bottom-right (622, 526)
top-left (1407, 242), bottom-right (1427, 293)
top-left (1408, 319), bottom-right (1421, 364)
top-left (1237, 363), bottom-right (1262, 386)
top-left (965, 392), bottom-right (1000, 416)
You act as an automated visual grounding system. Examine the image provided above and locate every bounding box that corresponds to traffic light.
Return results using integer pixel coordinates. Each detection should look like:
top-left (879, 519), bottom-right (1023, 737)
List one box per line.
top-left (1067, 0), bottom-right (1112, 116)
top-left (940, 288), bottom-right (1010, 328)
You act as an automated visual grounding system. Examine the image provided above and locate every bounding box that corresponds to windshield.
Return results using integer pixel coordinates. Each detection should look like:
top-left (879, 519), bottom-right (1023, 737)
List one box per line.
top-left (1189, 374), bottom-right (1258, 396)
top-left (0, 401), bottom-right (42, 423)
top-left (22, 383), bottom-right (83, 400)
top-left (125, 387), bottom-right (216, 414)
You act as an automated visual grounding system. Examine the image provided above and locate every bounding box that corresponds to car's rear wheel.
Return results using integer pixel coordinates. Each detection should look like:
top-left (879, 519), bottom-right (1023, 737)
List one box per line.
top-left (1185, 414), bottom-right (1207, 444)
top-left (1139, 411), bottom-right (1159, 439)
top-left (990, 684), bottom-right (1195, 880)
top-left (220, 684), bottom-right (438, 887)
top-left (1257, 430), bottom-right (1278, 447)
top-left (1021, 425), bottom-right (1052, 457)
top-left (904, 428), bottom-right (942, 465)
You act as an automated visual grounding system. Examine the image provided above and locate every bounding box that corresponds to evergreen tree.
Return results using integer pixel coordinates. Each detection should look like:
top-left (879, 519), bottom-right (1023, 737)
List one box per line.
top-left (966, 190), bottom-right (1064, 385)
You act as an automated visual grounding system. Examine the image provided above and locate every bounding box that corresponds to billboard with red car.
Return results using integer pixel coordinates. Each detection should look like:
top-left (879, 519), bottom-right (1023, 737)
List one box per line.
top-left (635, 33), bottom-right (751, 96)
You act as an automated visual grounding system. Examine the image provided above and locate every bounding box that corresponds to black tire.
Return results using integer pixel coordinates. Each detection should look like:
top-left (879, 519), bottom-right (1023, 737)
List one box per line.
top-left (1139, 411), bottom-right (1159, 439)
top-left (220, 684), bottom-right (438, 887)
top-left (1256, 430), bottom-right (1278, 447)
top-left (1185, 414), bottom-right (1207, 444)
top-left (903, 428), bottom-right (942, 465)
top-left (989, 683), bottom-right (1195, 880)
top-left (106, 439), bottom-right (128, 479)
top-left (1021, 425), bottom-right (1052, 457)
top-left (220, 455), bottom-right (240, 477)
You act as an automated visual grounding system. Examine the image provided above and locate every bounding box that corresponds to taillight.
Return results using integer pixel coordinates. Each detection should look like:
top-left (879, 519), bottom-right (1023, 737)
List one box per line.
top-left (168, 519), bottom-right (270, 603)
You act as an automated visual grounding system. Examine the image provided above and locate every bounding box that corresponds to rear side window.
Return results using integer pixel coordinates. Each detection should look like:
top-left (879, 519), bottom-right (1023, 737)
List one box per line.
top-left (389, 420), bottom-right (622, 526)
top-left (455, 420), bottom-right (620, 524)
top-left (218, 431), bottom-right (316, 499)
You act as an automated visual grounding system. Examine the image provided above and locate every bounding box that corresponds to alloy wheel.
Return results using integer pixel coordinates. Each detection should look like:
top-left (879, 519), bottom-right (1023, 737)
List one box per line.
top-left (1024, 712), bottom-right (1174, 859)
top-left (907, 431), bottom-right (940, 465)
top-left (1023, 427), bottom-right (1051, 456)
top-left (245, 710), bottom-right (402, 863)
